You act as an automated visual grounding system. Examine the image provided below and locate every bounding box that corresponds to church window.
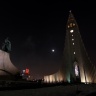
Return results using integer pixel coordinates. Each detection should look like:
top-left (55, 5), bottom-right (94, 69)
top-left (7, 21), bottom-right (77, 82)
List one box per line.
top-left (70, 23), bottom-right (72, 27)
top-left (72, 39), bottom-right (74, 41)
top-left (70, 30), bottom-right (74, 33)
top-left (73, 23), bottom-right (75, 26)
top-left (75, 64), bottom-right (79, 76)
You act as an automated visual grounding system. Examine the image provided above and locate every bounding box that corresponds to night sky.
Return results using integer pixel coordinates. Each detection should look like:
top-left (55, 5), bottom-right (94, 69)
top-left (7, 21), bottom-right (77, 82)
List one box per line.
top-left (0, 1), bottom-right (96, 79)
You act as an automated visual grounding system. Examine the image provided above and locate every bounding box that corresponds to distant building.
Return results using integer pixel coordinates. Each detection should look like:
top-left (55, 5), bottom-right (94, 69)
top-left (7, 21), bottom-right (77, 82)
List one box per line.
top-left (21, 68), bottom-right (30, 80)
top-left (44, 11), bottom-right (96, 83)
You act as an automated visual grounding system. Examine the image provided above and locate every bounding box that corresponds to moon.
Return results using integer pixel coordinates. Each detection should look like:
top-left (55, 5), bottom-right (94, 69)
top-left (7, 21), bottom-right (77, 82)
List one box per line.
top-left (52, 49), bottom-right (55, 52)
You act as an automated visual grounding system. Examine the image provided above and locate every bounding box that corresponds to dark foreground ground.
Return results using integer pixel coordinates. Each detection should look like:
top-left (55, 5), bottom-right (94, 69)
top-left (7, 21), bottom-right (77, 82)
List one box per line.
top-left (0, 81), bottom-right (96, 96)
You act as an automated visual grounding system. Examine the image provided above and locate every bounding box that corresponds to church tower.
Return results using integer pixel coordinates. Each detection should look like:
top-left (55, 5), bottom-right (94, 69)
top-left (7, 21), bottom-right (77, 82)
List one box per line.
top-left (61, 11), bottom-right (96, 83)
top-left (44, 11), bottom-right (96, 83)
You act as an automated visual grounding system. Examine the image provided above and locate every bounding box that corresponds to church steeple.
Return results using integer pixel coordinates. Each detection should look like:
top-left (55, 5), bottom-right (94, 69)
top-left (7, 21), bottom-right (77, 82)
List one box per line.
top-left (67, 10), bottom-right (78, 29)
top-left (69, 10), bottom-right (74, 20)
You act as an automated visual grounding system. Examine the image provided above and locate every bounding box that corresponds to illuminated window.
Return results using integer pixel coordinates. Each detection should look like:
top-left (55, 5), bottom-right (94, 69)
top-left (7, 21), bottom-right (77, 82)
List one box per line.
top-left (74, 52), bottom-right (75, 54)
top-left (23, 70), bottom-right (25, 73)
top-left (68, 25), bottom-right (70, 28)
top-left (73, 43), bottom-right (74, 45)
top-left (70, 23), bottom-right (72, 27)
top-left (25, 68), bottom-right (29, 74)
top-left (73, 23), bottom-right (75, 26)
top-left (75, 64), bottom-right (79, 76)
top-left (70, 30), bottom-right (74, 33)
top-left (72, 39), bottom-right (74, 41)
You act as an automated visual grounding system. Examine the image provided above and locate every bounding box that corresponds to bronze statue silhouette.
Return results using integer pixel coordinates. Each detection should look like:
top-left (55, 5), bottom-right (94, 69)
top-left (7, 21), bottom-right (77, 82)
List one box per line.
top-left (2, 37), bottom-right (11, 52)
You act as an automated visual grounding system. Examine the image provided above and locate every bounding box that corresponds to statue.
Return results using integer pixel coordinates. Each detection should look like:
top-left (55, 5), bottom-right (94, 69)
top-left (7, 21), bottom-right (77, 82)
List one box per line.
top-left (2, 37), bottom-right (11, 52)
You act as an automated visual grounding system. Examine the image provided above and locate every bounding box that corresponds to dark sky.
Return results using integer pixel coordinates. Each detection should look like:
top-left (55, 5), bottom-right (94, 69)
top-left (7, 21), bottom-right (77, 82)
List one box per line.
top-left (0, 1), bottom-right (96, 79)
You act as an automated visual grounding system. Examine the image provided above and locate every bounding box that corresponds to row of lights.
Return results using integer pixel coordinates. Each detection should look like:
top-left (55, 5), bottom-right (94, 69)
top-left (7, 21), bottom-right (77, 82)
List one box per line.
top-left (70, 29), bottom-right (75, 55)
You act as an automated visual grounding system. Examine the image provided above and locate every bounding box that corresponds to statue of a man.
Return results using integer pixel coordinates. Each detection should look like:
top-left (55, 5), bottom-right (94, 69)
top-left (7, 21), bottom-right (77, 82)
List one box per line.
top-left (2, 37), bottom-right (11, 52)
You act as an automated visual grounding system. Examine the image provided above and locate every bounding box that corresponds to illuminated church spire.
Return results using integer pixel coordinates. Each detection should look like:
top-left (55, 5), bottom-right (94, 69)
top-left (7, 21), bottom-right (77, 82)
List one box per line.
top-left (61, 11), bottom-right (96, 83)
top-left (44, 11), bottom-right (96, 83)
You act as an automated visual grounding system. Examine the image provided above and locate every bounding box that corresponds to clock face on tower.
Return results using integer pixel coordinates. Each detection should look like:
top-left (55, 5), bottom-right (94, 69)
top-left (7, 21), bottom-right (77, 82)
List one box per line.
top-left (68, 23), bottom-right (75, 28)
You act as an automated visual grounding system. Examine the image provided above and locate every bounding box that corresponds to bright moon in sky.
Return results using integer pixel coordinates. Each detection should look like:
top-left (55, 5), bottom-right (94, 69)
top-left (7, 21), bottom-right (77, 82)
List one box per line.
top-left (52, 49), bottom-right (55, 52)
